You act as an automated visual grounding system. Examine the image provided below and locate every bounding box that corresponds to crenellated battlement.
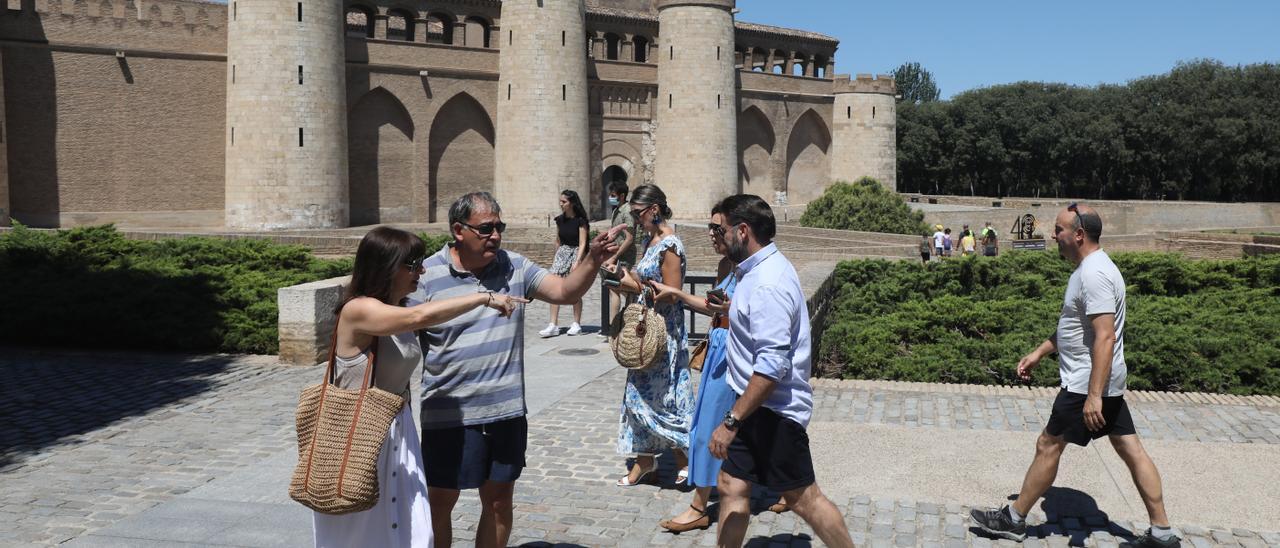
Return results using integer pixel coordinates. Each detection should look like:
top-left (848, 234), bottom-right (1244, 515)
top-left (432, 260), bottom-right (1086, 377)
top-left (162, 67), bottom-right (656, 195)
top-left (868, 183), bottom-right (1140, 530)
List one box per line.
top-left (833, 73), bottom-right (895, 95)
top-left (13, 0), bottom-right (226, 30)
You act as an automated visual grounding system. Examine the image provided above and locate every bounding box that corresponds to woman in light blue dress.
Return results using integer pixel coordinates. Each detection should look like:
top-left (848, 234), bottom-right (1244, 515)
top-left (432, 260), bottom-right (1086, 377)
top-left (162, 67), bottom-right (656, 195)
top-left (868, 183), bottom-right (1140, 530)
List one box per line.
top-left (613, 184), bottom-right (695, 488)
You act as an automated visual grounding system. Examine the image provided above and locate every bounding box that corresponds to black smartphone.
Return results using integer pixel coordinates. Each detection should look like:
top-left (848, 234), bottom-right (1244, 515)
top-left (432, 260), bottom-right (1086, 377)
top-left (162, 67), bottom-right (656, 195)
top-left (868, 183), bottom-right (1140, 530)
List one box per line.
top-left (707, 288), bottom-right (728, 304)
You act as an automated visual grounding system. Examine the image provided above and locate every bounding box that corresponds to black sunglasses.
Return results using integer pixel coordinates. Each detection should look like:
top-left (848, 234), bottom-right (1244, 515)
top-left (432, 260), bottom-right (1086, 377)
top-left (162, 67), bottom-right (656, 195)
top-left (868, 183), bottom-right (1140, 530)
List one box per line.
top-left (459, 221), bottom-right (507, 237)
top-left (1067, 202), bottom-right (1084, 227)
top-left (707, 223), bottom-right (726, 237)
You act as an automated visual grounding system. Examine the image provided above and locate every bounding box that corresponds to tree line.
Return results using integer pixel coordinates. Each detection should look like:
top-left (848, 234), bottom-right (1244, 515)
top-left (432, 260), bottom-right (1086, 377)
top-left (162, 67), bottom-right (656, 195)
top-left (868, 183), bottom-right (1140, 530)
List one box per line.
top-left (893, 59), bottom-right (1280, 201)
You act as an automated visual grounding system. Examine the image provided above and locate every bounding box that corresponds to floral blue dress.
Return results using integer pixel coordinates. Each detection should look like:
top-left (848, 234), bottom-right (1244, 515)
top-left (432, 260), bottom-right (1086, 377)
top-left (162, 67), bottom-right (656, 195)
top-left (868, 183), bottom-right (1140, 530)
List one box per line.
top-left (686, 274), bottom-right (738, 488)
top-left (617, 234), bottom-right (694, 455)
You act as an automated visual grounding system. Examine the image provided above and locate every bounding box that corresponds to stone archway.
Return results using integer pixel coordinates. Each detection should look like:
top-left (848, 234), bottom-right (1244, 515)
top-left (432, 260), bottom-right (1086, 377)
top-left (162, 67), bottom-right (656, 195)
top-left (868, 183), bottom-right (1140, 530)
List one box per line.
top-left (738, 105), bottom-right (775, 199)
top-left (428, 93), bottom-right (494, 222)
top-left (785, 109), bottom-right (831, 204)
top-left (348, 87), bottom-right (415, 226)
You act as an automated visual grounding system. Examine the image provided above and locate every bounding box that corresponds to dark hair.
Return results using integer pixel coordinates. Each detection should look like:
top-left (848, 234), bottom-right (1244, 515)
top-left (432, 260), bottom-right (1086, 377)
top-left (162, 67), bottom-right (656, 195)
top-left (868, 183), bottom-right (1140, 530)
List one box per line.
top-left (449, 191), bottom-right (502, 226)
top-left (944, 228), bottom-right (952, 234)
top-left (608, 181), bottom-right (630, 199)
top-left (560, 189), bottom-right (588, 221)
top-left (630, 184), bottom-right (672, 219)
top-left (339, 227), bottom-right (426, 312)
top-left (717, 194), bottom-right (776, 241)
top-left (711, 204), bottom-right (723, 216)
top-left (1073, 209), bottom-right (1104, 243)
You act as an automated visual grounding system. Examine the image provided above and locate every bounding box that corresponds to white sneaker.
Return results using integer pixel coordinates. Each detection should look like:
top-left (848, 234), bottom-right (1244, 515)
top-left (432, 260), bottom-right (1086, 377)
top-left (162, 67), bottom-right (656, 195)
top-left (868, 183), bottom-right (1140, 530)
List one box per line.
top-left (539, 324), bottom-right (558, 338)
top-left (567, 323), bottom-right (582, 336)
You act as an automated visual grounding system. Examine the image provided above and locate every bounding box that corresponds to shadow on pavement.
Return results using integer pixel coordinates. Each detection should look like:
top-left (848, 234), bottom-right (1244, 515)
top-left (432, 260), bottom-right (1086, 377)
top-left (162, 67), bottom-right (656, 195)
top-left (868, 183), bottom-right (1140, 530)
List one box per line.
top-left (0, 349), bottom-right (238, 469)
top-left (970, 487), bottom-right (1139, 546)
top-left (745, 533), bottom-right (812, 547)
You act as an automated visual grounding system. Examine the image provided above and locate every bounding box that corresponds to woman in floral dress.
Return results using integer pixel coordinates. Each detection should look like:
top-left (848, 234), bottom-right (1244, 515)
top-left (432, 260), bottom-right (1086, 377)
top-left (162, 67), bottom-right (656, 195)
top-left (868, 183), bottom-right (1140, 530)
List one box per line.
top-left (613, 184), bottom-right (695, 487)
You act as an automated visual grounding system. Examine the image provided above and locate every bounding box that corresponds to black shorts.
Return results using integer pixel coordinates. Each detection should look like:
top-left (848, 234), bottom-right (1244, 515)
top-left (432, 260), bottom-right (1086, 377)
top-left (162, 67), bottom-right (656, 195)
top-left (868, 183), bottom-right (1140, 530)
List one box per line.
top-left (721, 407), bottom-right (816, 493)
top-left (421, 416), bottom-right (527, 490)
top-left (1045, 390), bottom-right (1136, 447)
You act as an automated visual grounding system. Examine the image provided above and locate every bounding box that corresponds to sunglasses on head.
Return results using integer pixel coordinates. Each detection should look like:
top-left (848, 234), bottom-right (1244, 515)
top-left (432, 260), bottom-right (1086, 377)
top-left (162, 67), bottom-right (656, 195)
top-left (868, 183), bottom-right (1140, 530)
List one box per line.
top-left (1067, 202), bottom-right (1083, 226)
top-left (459, 221), bottom-right (507, 237)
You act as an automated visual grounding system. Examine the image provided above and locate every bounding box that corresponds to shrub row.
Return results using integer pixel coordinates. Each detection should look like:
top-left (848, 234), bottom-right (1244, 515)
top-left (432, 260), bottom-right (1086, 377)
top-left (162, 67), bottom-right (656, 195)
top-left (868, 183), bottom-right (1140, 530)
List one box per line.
top-left (818, 251), bottom-right (1280, 395)
top-left (0, 225), bottom-right (452, 355)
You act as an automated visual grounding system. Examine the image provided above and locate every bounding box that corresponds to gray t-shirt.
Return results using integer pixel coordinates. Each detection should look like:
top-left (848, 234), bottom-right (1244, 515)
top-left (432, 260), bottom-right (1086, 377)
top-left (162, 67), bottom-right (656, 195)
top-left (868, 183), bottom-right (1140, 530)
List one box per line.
top-left (1056, 250), bottom-right (1127, 396)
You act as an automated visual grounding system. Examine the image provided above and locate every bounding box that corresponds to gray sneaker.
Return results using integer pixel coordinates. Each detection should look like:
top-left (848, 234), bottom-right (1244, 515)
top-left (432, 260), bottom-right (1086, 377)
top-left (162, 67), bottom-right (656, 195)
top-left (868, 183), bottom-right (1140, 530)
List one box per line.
top-left (1121, 529), bottom-right (1181, 548)
top-left (969, 506), bottom-right (1027, 542)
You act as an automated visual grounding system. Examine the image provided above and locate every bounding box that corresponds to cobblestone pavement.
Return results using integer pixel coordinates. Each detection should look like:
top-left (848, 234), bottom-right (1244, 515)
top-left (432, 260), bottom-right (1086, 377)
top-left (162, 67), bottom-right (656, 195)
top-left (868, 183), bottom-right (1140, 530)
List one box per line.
top-left (5, 341), bottom-right (1280, 546)
top-left (808, 384), bottom-right (1280, 445)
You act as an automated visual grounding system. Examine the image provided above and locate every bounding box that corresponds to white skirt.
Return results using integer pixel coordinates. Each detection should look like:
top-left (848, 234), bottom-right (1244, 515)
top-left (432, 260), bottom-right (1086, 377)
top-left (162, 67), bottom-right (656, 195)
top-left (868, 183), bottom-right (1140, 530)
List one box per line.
top-left (313, 404), bottom-right (433, 548)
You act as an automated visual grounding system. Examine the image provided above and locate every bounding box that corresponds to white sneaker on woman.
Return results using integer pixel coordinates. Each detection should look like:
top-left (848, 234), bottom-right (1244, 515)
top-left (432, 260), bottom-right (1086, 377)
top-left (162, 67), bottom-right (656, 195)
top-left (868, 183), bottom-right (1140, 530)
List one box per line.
top-left (567, 323), bottom-right (582, 336)
top-left (539, 324), bottom-right (558, 338)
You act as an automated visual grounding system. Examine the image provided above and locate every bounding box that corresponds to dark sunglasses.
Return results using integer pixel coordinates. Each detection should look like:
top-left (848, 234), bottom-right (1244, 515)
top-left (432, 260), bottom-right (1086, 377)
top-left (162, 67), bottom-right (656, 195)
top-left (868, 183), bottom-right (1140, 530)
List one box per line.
top-left (403, 257), bottom-right (425, 271)
top-left (1067, 202), bottom-right (1083, 227)
top-left (707, 223), bottom-right (726, 237)
top-left (629, 204), bottom-right (652, 220)
top-left (459, 221), bottom-right (506, 237)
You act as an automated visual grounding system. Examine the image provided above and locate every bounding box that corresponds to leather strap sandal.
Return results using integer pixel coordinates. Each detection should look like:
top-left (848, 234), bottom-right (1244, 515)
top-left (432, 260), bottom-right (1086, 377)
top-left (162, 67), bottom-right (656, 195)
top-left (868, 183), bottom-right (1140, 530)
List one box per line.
top-left (659, 505), bottom-right (711, 533)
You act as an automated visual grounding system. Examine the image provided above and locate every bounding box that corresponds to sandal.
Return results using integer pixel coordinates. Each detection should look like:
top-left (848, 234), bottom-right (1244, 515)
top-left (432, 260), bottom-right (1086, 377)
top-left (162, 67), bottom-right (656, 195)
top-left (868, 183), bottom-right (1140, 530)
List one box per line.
top-left (676, 467), bottom-right (689, 485)
top-left (616, 462), bottom-right (658, 487)
top-left (659, 505), bottom-right (711, 533)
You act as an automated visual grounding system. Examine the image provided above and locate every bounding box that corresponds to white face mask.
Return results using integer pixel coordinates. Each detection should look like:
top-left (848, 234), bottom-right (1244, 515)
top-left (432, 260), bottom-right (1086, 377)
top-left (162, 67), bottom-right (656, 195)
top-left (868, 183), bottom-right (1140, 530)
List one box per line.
top-left (608, 197), bottom-right (620, 207)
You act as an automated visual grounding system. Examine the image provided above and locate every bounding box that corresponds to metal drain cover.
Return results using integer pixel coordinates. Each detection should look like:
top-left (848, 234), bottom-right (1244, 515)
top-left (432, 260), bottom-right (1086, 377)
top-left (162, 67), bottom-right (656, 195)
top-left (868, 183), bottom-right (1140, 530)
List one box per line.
top-left (558, 348), bottom-right (600, 356)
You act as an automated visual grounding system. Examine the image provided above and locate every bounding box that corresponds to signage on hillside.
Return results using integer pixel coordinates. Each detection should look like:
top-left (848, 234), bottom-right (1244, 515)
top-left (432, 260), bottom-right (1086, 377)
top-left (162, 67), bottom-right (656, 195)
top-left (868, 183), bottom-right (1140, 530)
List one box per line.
top-left (1011, 213), bottom-right (1047, 251)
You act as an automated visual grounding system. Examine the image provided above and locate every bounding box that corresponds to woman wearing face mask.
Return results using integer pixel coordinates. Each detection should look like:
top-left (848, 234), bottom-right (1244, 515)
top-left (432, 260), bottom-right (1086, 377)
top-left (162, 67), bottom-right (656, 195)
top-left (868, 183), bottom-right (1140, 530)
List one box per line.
top-left (611, 184), bottom-right (694, 488)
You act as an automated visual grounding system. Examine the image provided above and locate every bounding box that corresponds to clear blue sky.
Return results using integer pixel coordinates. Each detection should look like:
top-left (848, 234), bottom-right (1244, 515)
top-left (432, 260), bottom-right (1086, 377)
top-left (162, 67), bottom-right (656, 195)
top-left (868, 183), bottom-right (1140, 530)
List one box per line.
top-left (736, 0), bottom-right (1280, 98)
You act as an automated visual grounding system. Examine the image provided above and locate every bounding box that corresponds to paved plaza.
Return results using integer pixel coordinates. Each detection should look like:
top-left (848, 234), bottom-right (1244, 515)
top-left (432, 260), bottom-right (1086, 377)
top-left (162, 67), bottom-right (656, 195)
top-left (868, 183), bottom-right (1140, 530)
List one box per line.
top-left (4, 288), bottom-right (1280, 547)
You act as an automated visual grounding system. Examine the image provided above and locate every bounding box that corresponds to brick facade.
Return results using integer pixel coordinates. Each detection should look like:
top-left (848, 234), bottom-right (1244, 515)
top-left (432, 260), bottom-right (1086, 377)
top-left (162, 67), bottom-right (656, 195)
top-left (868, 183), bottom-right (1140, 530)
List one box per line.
top-left (1, 0), bottom-right (895, 229)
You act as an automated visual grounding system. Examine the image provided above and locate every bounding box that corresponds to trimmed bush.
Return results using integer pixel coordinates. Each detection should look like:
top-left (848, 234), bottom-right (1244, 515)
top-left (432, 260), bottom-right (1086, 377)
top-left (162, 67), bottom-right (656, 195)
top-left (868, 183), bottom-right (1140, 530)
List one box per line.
top-left (818, 251), bottom-right (1280, 395)
top-left (800, 177), bottom-right (928, 235)
top-left (0, 224), bottom-right (358, 355)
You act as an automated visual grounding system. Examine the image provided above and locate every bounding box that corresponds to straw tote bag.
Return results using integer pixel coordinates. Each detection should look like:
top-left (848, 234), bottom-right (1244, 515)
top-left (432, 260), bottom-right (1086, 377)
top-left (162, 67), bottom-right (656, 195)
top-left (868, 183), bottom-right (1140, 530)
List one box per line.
top-left (289, 316), bottom-right (404, 515)
top-left (610, 288), bottom-right (668, 371)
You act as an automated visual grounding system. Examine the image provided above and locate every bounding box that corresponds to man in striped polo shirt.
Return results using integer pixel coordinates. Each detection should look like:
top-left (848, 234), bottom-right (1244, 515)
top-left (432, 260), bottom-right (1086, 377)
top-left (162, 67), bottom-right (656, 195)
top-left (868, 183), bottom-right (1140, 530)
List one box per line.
top-left (410, 192), bottom-right (618, 548)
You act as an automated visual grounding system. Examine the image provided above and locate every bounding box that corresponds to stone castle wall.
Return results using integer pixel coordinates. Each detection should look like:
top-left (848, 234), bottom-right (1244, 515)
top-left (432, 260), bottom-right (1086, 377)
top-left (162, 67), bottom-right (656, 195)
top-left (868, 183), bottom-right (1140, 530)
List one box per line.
top-left (224, 0), bottom-right (348, 229)
top-left (653, 0), bottom-right (737, 216)
top-left (1, 0), bottom-right (227, 227)
top-left (830, 74), bottom-right (896, 191)
top-left (494, 0), bottom-right (591, 221)
top-left (2, 0), bottom-right (883, 229)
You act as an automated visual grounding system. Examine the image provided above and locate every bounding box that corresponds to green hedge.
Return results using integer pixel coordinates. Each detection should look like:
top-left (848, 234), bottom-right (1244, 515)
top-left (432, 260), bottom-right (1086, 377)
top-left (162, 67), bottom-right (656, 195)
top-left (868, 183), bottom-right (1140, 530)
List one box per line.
top-left (0, 224), bottom-right (358, 354)
top-left (800, 177), bottom-right (929, 236)
top-left (818, 252), bottom-right (1280, 395)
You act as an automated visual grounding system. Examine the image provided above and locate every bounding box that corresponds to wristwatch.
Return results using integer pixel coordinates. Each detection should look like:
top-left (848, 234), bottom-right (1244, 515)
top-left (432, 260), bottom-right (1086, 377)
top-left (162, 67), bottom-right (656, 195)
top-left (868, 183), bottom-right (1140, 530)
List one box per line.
top-left (722, 411), bottom-right (741, 431)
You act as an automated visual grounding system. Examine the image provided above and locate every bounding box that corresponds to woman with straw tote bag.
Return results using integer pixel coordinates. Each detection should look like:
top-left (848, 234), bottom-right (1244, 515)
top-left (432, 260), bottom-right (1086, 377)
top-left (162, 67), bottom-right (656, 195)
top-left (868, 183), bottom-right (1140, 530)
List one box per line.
top-left (292, 227), bottom-right (523, 547)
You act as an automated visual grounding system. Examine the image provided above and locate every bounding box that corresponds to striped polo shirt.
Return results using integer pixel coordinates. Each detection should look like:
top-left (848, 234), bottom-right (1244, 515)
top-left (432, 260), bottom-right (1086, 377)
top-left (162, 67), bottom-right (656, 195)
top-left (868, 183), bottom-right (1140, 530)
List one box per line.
top-left (408, 244), bottom-right (548, 430)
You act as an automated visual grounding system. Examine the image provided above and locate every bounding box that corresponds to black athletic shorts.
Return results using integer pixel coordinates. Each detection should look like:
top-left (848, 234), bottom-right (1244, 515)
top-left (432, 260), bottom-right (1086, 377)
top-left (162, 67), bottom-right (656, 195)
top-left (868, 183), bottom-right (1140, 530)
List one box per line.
top-left (1045, 389), bottom-right (1136, 447)
top-left (721, 407), bottom-right (816, 493)
top-left (421, 416), bottom-right (527, 489)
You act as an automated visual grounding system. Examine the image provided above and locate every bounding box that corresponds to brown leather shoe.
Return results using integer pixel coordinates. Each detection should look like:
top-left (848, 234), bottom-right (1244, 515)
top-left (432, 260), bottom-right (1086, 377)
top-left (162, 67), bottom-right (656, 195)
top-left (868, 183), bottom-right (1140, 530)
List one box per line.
top-left (659, 505), bottom-right (711, 533)
top-left (767, 500), bottom-right (790, 513)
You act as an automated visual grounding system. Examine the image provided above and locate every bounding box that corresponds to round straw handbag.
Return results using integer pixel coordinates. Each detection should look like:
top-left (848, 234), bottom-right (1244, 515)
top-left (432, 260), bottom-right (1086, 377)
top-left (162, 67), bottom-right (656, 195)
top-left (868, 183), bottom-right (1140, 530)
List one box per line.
top-left (610, 287), bottom-right (668, 371)
top-left (289, 315), bottom-right (404, 515)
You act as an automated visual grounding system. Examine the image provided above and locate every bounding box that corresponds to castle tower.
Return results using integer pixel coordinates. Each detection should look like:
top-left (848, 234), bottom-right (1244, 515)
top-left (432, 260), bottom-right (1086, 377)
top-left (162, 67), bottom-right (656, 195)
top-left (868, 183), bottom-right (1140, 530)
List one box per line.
top-left (653, 0), bottom-right (738, 217)
top-left (224, 0), bottom-right (348, 229)
top-left (830, 74), bottom-right (897, 191)
top-left (494, 0), bottom-right (591, 220)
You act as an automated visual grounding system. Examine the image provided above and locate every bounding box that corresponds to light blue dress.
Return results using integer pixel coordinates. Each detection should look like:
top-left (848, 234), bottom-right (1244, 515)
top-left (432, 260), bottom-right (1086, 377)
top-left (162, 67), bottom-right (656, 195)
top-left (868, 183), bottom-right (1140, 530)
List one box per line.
top-left (617, 234), bottom-right (694, 455)
top-left (687, 274), bottom-right (738, 488)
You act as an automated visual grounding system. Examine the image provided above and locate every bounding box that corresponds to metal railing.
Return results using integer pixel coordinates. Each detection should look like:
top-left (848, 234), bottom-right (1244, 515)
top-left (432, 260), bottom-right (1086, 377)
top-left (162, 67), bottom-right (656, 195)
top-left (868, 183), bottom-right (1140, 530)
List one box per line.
top-left (599, 273), bottom-right (718, 342)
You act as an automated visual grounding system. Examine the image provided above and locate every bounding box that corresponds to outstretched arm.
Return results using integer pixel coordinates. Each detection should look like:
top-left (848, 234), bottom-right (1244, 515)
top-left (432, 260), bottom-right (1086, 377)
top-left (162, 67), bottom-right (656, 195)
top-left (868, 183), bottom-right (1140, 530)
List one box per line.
top-left (532, 228), bottom-right (621, 304)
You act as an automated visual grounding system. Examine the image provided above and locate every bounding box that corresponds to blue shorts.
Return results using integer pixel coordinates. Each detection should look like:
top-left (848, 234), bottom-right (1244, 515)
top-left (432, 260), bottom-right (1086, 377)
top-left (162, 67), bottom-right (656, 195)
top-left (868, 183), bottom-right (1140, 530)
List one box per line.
top-left (421, 416), bottom-right (527, 490)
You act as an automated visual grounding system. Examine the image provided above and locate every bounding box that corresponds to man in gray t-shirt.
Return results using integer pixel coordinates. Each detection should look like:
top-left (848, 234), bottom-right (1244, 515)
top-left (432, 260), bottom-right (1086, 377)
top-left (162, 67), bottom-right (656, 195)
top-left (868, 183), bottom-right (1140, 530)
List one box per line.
top-left (971, 204), bottom-right (1180, 548)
